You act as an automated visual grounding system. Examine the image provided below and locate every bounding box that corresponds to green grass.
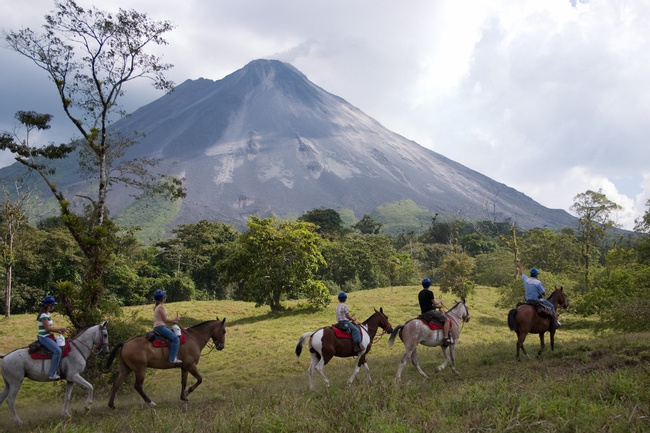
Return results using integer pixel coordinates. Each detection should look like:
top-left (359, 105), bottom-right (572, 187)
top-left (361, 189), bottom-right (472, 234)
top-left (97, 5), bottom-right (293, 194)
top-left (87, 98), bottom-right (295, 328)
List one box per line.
top-left (1, 286), bottom-right (649, 432)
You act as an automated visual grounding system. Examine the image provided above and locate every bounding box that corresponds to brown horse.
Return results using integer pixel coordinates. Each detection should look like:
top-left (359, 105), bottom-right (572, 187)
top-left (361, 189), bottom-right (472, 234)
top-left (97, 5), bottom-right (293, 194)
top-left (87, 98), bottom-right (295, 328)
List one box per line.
top-left (295, 308), bottom-right (393, 390)
top-left (507, 288), bottom-right (568, 361)
top-left (105, 318), bottom-right (226, 408)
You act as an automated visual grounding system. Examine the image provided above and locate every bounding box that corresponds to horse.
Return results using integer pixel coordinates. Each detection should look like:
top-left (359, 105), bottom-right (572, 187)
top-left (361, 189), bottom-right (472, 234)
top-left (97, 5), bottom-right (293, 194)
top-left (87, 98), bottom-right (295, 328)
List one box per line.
top-left (106, 317), bottom-right (226, 408)
top-left (388, 301), bottom-right (470, 380)
top-left (507, 287), bottom-right (568, 361)
top-left (0, 321), bottom-right (109, 425)
top-left (295, 308), bottom-right (393, 391)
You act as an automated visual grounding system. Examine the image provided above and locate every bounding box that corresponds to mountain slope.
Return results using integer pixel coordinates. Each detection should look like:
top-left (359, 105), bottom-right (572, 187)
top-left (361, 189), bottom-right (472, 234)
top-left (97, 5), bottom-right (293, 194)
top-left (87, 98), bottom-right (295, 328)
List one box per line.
top-left (2, 59), bottom-right (576, 233)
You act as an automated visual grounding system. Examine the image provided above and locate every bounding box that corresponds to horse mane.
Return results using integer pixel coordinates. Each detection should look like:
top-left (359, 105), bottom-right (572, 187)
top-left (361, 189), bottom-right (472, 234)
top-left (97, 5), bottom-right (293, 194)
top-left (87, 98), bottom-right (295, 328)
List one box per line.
top-left (447, 300), bottom-right (465, 313)
top-left (547, 287), bottom-right (564, 303)
top-left (188, 319), bottom-right (219, 330)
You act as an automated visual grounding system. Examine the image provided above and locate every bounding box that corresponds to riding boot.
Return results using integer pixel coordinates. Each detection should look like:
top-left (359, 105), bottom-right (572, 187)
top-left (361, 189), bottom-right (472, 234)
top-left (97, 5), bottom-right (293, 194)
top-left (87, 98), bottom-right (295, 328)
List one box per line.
top-left (353, 341), bottom-right (364, 354)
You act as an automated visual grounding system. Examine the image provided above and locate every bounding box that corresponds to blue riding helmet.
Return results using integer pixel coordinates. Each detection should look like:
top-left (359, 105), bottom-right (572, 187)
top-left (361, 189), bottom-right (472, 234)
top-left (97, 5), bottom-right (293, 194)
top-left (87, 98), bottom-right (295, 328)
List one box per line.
top-left (421, 277), bottom-right (432, 288)
top-left (154, 289), bottom-right (167, 301)
top-left (42, 295), bottom-right (57, 305)
top-left (530, 268), bottom-right (539, 277)
top-left (338, 291), bottom-right (347, 302)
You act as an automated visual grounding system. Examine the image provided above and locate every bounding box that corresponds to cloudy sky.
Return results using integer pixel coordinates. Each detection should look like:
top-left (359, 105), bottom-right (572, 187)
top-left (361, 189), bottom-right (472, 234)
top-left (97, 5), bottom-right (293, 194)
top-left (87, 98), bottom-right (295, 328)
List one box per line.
top-left (1, 0), bottom-right (648, 230)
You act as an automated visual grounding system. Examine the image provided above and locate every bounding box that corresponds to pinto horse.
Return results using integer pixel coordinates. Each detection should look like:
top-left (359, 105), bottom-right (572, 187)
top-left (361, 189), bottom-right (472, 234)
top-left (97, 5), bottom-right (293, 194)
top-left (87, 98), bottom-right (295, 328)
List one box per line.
top-left (0, 322), bottom-right (109, 425)
top-left (295, 308), bottom-right (392, 390)
top-left (507, 287), bottom-right (568, 361)
top-left (105, 318), bottom-right (225, 408)
top-left (388, 301), bottom-right (470, 380)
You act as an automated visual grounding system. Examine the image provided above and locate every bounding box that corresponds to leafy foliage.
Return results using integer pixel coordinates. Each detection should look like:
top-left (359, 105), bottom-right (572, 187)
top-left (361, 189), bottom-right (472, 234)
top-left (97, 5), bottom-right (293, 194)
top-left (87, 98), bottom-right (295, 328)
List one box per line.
top-left (220, 217), bottom-right (328, 312)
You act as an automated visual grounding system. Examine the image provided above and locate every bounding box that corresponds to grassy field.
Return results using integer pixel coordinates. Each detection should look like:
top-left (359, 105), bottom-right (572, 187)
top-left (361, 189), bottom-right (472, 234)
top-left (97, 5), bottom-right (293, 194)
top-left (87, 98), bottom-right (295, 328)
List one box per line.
top-left (0, 285), bottom-right (649, 432)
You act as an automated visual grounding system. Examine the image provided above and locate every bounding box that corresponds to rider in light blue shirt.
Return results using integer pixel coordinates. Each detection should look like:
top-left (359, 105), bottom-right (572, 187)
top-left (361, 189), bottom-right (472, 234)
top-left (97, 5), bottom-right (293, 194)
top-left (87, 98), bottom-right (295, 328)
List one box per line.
top-left (516, 262), bottom-right (561, 328)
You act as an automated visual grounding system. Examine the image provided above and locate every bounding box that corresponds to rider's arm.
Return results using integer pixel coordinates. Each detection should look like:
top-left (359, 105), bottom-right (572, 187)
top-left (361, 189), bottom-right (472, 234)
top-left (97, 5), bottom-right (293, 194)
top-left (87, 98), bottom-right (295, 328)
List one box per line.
top-left (41, 317), bottom-right (66, 334)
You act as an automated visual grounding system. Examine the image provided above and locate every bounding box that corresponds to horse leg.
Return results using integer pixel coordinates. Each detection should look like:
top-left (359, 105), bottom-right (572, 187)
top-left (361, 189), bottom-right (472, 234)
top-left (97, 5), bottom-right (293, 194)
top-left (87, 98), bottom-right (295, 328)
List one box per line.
top-left (410, 347), bottom-right (428, 379)
top-left (550, 329), bottom-right (556, 351)
top-left (64, 373), bottom-right (94, 417)
top-left (346, 362), bottom-right (363, 386)
top-left (1, 379), bottom-right (24, 425)
top-left (310, 353), bottom-right (329, 390)
top-left (448, 344), bottom-right (460, 376)
top-left (133, 369), bottom-right (155, 406)
top-left (516, 330), bottom-right (529, 361)
top-left (362, 361), bottom-right (371, 383)
top-left (108, 365), bottom-right (132, 409)
top-left (537, 333), bottom-right (546, 358)
top-left (435, 346), bottom-right (450, 373)
top-left (183, 365), bottom-right (203, 399)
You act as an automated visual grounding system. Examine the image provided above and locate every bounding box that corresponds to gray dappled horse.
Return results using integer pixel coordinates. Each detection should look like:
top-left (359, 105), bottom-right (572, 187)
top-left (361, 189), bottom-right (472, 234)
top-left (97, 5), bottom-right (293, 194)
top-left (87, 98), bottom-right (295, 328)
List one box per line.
top-left (388, 301), bottom-right (470, 380)
top-left (0, 321), bottom-right (109, 425)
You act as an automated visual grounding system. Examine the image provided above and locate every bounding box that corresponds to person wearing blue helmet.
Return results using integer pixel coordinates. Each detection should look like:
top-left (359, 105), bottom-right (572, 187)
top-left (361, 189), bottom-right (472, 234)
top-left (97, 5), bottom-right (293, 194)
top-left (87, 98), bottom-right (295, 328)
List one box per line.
top-left (418, 278), bottom-right (453, 345)
top-left (335, 291), bottom-right (364, 354)
top-left (36, 295), bottom-right (68, 380)
top-left (516, 262), bottom-right (561, 328)
top-left (153, 289), bottom-right (183, 364)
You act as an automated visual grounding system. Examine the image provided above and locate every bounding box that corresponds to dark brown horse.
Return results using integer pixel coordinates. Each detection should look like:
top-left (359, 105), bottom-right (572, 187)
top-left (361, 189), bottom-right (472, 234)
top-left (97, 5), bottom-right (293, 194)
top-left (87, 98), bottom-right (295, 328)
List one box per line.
top-left (295, 308), bottom-right (393, 390)
top-left (105, 318), bottom-right (226, 408)
top-left (507, 288), bottom-right (568, 361)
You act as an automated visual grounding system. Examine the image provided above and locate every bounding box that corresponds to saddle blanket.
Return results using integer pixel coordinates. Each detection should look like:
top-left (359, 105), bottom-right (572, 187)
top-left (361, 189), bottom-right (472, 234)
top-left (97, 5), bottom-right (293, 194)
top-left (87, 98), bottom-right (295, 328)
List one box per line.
top-left (421, 318), bottom-right (452, 331)
top-left (332, 326), bottom-right (364, 340)
top-left (29, 336), bottom-right (72, 360)
top-left (150, 330), bottom-right (187, 347)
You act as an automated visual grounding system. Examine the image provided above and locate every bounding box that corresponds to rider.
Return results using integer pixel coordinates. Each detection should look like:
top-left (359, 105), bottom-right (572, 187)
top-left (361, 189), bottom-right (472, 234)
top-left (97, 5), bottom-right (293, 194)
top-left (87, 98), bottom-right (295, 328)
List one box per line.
top-left (336, 291), bottom-right (364, 354)
top-left (516, 262), bottom-right (561, 328)
top-left (153, 289), bottom-right (183, 364)
top-left (37, 295), bottom-right (68, 380)
top-left (418, 277), bottom-right (453, 346)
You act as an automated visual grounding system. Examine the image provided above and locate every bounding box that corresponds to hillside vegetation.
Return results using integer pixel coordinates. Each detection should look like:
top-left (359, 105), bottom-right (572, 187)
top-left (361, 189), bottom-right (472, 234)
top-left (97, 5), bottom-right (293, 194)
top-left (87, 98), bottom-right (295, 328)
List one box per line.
top-left (1, 286), bottom-right (649, 432)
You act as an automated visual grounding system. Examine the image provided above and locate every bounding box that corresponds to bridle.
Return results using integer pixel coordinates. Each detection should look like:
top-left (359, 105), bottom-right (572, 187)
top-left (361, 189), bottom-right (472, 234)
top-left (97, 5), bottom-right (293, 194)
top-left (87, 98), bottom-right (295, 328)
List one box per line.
top-left (70, 323), bottom-right (109, 355)
top-left (371, 312), bottom-right (393, 344)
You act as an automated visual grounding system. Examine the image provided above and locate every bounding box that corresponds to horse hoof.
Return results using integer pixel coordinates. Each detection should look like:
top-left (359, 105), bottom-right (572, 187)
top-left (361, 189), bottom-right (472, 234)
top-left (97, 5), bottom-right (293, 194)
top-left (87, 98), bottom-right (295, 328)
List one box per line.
top-left (148, 401), bottom-right (156, 406)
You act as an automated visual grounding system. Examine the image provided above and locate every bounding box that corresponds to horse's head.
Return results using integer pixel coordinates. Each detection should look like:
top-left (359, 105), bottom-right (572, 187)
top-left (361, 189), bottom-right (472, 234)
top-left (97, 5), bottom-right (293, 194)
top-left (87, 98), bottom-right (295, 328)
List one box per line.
top-left (374, 307), bottom-right (393, 334)
top-left (96, 321), bottom-right (110, 354)
top-left (211, 317), bottom-right (226, 351)
top-left (452, 300), bottom-right (470, 323)
top-left (553, 287), bottom-right (569, 310)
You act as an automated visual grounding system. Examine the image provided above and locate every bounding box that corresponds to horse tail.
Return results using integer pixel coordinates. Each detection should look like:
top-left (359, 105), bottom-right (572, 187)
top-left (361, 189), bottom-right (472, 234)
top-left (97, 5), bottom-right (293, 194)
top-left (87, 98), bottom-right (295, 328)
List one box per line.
top-left (387, 324), bottom-right (404, 348)
top-left (507, 309), bottom-right (517, 331)
top-left (295, 332), bottom-right (313, 357)
top-left (104, 342), bottom-right (124, 370)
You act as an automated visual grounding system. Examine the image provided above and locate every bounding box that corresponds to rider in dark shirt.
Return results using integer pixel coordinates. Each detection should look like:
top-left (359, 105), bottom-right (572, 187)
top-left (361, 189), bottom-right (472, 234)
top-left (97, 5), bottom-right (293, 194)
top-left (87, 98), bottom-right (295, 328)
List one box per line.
top-left (418, 277), bottom-right (453, 346)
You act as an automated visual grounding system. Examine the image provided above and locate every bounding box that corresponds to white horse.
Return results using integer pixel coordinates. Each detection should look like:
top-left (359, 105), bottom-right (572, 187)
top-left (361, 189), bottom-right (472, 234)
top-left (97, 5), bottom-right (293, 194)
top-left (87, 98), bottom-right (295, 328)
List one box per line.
top-left (388, 301), bottom-right (470, 380)
top-left (0, 321), bottom-right (109, 425)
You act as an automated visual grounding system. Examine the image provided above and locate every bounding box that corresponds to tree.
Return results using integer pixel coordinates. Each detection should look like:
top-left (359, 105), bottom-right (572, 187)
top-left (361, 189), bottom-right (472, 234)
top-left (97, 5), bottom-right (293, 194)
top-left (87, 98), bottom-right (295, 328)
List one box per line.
top-left (298, 208), bottom-right (344, 239)
top-left (570, 190), bottom-right (621, 293)
top-left (439, 251), bottom-right (476, 300)
top-left (156, 220), bottom-right (238, 298)
top-left (221, 217), bottom-right (329, 312)
top-left (0, 185), bottom-right (29, 317)
top-left (1, 1), bottom-right (184, 329)
top-left (634, 199), bottom-right (650, 234)
top-left (354, 214), bottom-right (382, 234)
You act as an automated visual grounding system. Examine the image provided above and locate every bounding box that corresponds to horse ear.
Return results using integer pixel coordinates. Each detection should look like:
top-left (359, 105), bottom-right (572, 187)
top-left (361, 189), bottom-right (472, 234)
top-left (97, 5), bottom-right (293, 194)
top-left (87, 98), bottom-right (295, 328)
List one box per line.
top-left (102, 320), bottom-right (107, 327)
top-left (222, 318), bottom-right (226, 325)
top-left (380, 307), bottom-right (383, 314)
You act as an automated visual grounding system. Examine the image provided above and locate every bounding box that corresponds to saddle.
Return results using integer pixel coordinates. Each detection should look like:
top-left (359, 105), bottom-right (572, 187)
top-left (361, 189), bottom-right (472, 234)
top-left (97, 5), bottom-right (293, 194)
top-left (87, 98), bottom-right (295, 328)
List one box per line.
top-left (28, 335), bottom-right (72, 360)
top-left (518, 300), bottom-right (554, 319)
top-left (145, 329), bottom-right (187, 347)
top-left (418, 309), bottom-right (448, 327)
top-left (331, 323), bottom-right (363, 339)
top-left (419, 317), bottom-right (452, 331)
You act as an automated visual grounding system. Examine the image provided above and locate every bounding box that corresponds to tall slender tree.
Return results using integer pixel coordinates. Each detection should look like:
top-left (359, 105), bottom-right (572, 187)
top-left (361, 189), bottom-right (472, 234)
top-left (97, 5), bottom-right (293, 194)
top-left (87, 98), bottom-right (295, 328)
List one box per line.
top-left (1, 1), bottom-right (184, 328)
top-left (570, 189), bottom-right (621, 293)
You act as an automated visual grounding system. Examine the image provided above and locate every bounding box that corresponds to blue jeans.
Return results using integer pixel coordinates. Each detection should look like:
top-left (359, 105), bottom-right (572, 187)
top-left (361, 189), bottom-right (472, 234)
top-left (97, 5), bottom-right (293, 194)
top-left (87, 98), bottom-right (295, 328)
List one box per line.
top-left (154, 325), bottom-right (180, 361)
top-left (538, 299), bottom-right (557, 314)
top-left (338, 320), bottom-right (361, 343)
top-left (38, 335), bottom-right (62, 377)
